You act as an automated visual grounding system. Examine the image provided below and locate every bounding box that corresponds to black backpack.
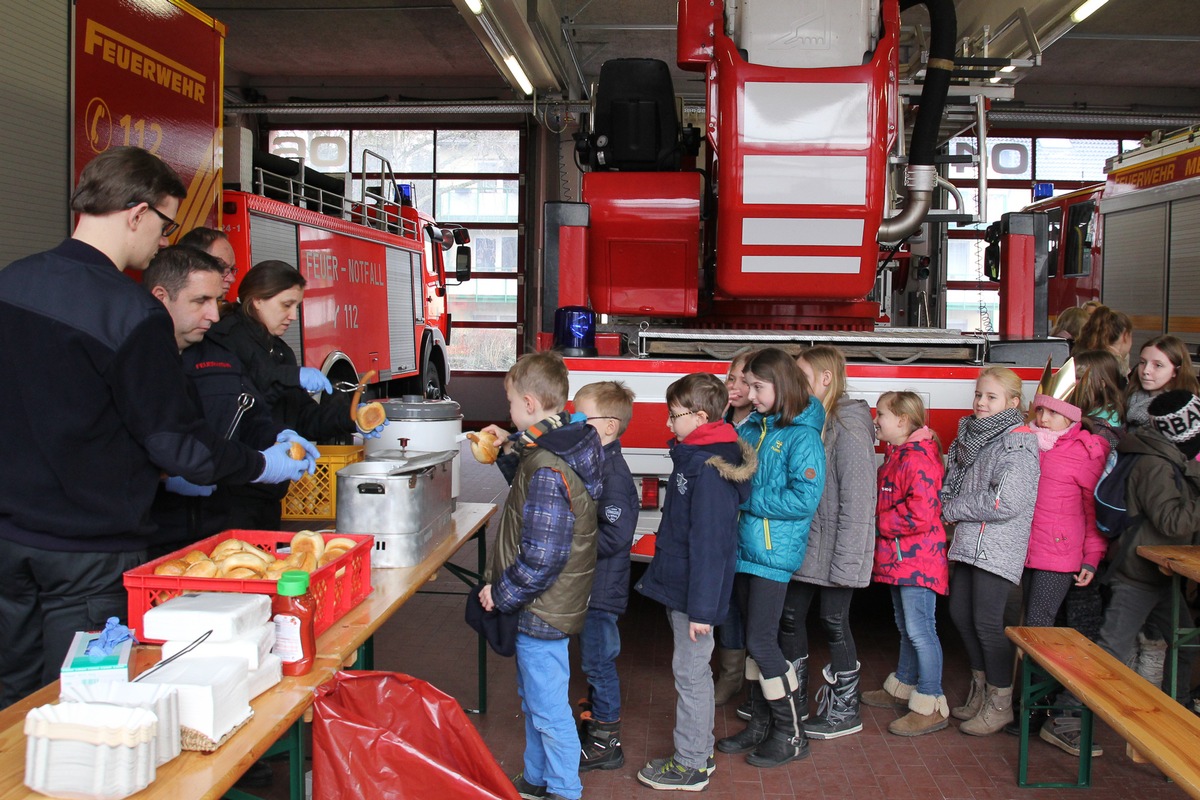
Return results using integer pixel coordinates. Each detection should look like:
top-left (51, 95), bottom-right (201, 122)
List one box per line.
top-left (1094, 449), bottom-right (1183, 539)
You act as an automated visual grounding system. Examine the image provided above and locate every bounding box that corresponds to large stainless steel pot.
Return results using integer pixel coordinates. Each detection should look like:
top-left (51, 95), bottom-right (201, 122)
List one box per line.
top-left (364, 396), bottom-right (463, 505)
top-left (334, 450), bottom-right (455, 568)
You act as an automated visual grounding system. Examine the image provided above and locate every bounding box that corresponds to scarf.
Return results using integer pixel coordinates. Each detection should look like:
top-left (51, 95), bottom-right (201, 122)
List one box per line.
top-left (1028, 420), bottom-right (1075, 452)
top-left (514, 410), bottom-right (578, 449)
top-left (944, 407), bottom-right (1024, 496)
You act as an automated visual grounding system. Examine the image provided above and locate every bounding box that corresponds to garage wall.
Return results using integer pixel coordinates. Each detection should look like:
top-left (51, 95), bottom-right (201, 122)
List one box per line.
top-left (1, 0), bottom-right (70, 267)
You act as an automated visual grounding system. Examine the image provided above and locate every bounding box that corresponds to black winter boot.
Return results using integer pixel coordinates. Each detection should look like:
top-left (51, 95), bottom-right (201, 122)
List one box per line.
top-left (579, 718), bottom-right (624, 771)
top-left (718, 682), bottom-right (769, 753)
top-left (746, 663), bottom-right (809, 768)
top-left (803, 662), bottom-right (862, 740)
top-left (791, 656), bottom-right (810, 721)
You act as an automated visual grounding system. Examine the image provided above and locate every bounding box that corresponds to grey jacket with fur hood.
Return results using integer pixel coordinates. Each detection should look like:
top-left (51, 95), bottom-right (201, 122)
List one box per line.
top-left (942, 422), bottom-right (1040, 584)
top-left (792, 397), bottom-right (877, 588)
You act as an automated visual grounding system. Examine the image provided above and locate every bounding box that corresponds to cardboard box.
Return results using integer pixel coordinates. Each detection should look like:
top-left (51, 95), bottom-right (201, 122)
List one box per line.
top-left (59, 631), bottom-right (132, 691)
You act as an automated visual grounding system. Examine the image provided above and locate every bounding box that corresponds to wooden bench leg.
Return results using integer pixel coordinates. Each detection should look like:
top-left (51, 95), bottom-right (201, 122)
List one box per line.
top-left (1016, 660), bottom-right (1092, 789)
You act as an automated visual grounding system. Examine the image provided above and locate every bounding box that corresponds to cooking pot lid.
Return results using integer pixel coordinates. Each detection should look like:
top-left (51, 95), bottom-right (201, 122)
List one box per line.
top-left (379, 395), bottom-right (461, 421)
top-left (338, 449), bottom-right (456, 477)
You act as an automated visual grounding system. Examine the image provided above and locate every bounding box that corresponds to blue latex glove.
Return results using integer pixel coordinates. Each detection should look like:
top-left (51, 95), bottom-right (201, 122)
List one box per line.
top-left (275, 429), bottom-right (321, 462)
top-left (85, 618), bottom-right (136, 661)
top-left (356, 404), bottom-right (389, 439)
top-left (299, 367), bottom-right (333, 394)
top-left (164, 476), bottom-right (216, 497)
top-left (253, 440), bottom-right (316, 484)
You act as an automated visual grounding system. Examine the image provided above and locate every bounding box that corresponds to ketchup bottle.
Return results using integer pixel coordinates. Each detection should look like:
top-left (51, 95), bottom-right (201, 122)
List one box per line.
top-left (272, 570), bottom-right (316, 676)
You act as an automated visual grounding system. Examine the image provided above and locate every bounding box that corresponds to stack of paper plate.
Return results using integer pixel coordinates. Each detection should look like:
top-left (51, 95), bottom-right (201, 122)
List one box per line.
top-left (61, 682), bottom-right (181, 765)
top-left (24, 702), bottom-right (157, 800)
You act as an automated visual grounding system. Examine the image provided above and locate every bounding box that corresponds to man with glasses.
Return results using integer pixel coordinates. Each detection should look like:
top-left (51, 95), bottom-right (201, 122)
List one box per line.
top-left (178, 226), bottom-right (238, 310)
top-left (0, 147), bottom-right (315, 707)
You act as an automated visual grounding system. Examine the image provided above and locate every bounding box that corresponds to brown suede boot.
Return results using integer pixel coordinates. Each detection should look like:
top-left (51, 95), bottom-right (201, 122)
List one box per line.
top-left (951, 669), bottom-right (986, 721)
top-left (959, 685), bottom-right (1013, 736)
top-left (888, 690), bottom-right (949, 737)
top-left (714, 648), bottom-right (746, 706)
top-left (861, 672), bottom-right (914, 709)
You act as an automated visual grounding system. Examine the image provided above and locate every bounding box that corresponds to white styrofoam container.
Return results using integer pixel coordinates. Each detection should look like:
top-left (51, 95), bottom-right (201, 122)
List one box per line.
top-left (24, 702), bottom-right (157, 800)
top-left (60, 682), bottom-right (181, 766)
top-left (141, 592), bottom-right (270, 643)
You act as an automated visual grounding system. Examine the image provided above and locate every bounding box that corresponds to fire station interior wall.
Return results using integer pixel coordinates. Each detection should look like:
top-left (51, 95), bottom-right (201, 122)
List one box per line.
top-left (1168, 197), bottom-right (1200, 350)
top-left (1102, 205), bottom-right (1167, 347)
top-left (0, 0), bottom-right (70, 268)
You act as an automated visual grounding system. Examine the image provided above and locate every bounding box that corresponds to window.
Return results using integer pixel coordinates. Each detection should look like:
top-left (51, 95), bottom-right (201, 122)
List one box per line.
top-left (1046, 207), bottom-right (1063, 278)
top-left (945, 133), bottom-right (1134, 323)
top-left (1063, 201), bottom-right (1095, 277)
top-left (269, 126), bottom-right (523, 373)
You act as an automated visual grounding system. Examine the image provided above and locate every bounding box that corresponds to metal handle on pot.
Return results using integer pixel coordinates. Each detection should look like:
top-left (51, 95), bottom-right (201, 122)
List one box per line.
top-left (357, 483), bottom-right (385, 495)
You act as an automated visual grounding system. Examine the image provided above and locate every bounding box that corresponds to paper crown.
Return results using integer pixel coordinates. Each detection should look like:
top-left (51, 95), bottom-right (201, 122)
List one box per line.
top-left (1033, 357), bottom-right (1083, 422)
top-left (1036, 356), bottom-right (1077, 401)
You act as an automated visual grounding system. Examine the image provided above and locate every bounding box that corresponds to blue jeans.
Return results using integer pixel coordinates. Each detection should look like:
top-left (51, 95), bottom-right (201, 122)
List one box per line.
top-left (890, 585), bottom-right (944, 696)
top-left (580, 608), bottom-right (621, 722)
top-left (515, 634), bottom-right (581, 799)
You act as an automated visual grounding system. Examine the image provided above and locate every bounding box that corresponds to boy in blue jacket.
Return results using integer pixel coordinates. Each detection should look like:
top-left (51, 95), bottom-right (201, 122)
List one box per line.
top-left (635, 373), bottom-right (756, 791)
top-left (573, 381), bottom-right (639, 772)
top-left (479, 352), bottom-right (604, 800)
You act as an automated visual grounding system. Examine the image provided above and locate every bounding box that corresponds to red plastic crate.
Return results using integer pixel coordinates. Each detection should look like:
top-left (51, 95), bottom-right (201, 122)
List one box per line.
top-left (124, 530), bottom-right (373, 643)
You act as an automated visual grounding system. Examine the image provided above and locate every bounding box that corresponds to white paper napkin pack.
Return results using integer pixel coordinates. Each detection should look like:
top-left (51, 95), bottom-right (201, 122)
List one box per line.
top-left (161, 621), bottom-right (275, 671)
top-left (141, 592), bottom-right (270, 643)
top-left (137, 657), bottom-right (251, 742)
top-left (246, 653), bottom-right (283, 700)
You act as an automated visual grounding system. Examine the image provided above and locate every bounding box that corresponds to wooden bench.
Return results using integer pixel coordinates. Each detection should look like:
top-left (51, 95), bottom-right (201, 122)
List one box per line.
top-left (1007, 626), bottom-right (1200, 796)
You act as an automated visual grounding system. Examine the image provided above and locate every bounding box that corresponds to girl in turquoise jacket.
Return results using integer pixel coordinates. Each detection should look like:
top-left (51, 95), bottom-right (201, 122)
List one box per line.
top-left (717, 348), bottom-right (826, 769)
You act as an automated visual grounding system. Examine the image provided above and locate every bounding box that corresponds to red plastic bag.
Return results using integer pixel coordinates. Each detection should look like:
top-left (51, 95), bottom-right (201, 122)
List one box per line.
top-left (312, 671), bottom-right (519, 800)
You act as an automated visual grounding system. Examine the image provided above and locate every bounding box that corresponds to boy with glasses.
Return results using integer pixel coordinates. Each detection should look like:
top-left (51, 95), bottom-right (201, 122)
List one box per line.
top-left (634, 372), bottom-right (757, 790)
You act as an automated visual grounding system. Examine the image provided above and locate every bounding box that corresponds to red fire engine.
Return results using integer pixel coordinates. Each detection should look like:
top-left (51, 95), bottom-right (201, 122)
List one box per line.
top-left (538, 0), bottom-right (1061, 542)
top-left (1027, 125), bottom-right (1200, 351)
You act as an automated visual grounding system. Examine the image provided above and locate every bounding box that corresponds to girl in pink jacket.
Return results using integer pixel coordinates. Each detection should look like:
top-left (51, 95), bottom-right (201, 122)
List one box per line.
top-left (1022, 390), bottom-right (1110, 626)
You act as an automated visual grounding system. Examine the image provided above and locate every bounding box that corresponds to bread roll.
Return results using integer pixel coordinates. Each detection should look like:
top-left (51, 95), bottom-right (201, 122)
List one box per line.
top-left (210, 539), bottom-right (246, 562)
top-left (183, 559), bottom-right (218, 578)
top-left (223, 566), bottom-right (261, 580)
top-left (182, 550), bottom-right (210, 565)
top-left (356, 402), bottom-right (386, 431)
top-left (218, 553), bottom-right (268, 575)
top-left (154, 559), bottom-right (188, 576)
top-left (239, 545), bottom-right (275, 565)
top-left (291, 530), bottom-right (326, 560)
top-left (288, 441), bottom-right (306, 460)
top-left (323, 537), bottom-right (359, 552)
top-left (265, 560), bottom-right (291, 580)
top-left (466, 431), bottom-right (500, 464)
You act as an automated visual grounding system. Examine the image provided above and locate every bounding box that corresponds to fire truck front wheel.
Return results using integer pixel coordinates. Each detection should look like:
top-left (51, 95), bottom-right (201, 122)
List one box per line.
top-left (422, 359), bottom-right (444, 400)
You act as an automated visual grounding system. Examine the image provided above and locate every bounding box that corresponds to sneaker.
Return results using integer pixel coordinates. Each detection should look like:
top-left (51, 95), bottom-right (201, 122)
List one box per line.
top-left (1039, 718), bottom-right (1103, 757)
top-left (637, 756), bottom-right (710, 791)
top-left (735, 698), bottom-right (753, 721)
top-left (707, 754), bottom-right (716, 775)
top-left (511, 772), bottom-right (547, 799)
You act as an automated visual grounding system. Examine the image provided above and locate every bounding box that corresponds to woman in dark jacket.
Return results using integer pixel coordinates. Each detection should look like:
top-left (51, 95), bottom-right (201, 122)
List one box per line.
top-left (208, 260), bottom-right (379, 527)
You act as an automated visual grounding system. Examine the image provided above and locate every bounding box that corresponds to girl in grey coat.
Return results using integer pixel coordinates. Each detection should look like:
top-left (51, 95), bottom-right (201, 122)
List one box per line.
top-left (941, 367), bottom-right (1040, 735)
top-left (780, 347), bottom-right (877, 739)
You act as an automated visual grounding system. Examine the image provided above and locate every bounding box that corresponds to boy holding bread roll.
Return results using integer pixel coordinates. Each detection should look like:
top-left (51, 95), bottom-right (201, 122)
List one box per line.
top-left (477, 352), bottom-right (604, 800)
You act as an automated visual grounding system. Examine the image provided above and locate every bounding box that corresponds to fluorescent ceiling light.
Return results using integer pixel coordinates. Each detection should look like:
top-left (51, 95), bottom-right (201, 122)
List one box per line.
top-left (504, 55), bottom-right (534, 95)
top-left (1000, 65), bottom-right (1015, 73)
top-left (1071, 0), bottom-right (1109, 23)
top-left (464, 0), bottom-right (482, 14)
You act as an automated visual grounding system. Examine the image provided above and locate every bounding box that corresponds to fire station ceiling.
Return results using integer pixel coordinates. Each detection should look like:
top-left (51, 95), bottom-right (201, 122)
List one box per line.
top-left (197, 0), bottom-right (1200, 130)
